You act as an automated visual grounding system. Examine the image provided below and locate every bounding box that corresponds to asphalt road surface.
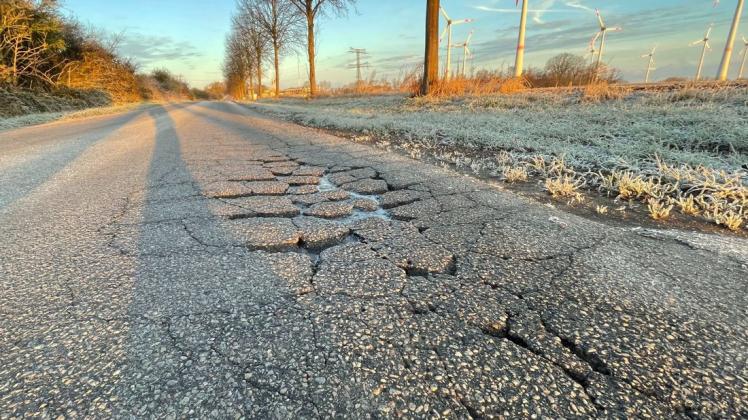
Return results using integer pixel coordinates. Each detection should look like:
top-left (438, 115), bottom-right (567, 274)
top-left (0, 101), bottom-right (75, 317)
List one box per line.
top-left (1, 102), bottom-right (746, 418)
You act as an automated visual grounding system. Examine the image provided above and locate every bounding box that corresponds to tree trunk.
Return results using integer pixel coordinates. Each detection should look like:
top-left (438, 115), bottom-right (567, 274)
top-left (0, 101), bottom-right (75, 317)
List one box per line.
top-left (257, 55), bottom-right (263, 99)
top-left (248, 72), bottom-right (254, 101)
top-left (12, 37), bottom-right (20, 85)
top-left (421, 0), bottom-right (439, 95)
top-left (306, 4), bottom-right (316, 97)
top-left (274, 40), bottom-right (280, 97)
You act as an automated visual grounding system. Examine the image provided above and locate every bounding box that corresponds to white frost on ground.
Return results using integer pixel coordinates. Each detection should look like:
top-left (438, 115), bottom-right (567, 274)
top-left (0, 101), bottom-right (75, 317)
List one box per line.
top-left (0, 102), bottom-right (155, 131)
top-left (248, 90), bottom-right (747, 173)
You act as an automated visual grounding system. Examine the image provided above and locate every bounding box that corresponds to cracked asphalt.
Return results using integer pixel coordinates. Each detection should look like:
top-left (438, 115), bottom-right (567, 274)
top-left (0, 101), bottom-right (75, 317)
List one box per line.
top-left (1, 102), bottom-right (747, 418)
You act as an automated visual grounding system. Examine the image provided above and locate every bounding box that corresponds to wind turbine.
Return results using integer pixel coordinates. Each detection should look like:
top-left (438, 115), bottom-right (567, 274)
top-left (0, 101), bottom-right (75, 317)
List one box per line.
top-left (691, 25), bottom-right (713, 80)
top-left (716, 0), bottom-right (745, 81)
top-left (593, 9), bottom-right (623, 70)
top-left (641, 46), bottom-right (657, 83)
top-left (454, 30), bottom-right (474, 77)
top-left (514, 0), bottom-right (529, 77)
top-left (440, 6), bottom-right (473, 80)
top-left (738, 36), bottom-right (748, 78)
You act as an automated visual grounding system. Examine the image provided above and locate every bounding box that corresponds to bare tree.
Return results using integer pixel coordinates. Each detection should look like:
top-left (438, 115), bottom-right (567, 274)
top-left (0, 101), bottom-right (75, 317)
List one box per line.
top-left (544, 53), bottom-right (588, 87)
top-left (224, 21), bottom-right (257, 100)
top-left (288, 0), bottom-right (356, 96)
top-left (240, 0), bottom-right (301, 97)
top-left (233, 8), bottom-right (269, 99)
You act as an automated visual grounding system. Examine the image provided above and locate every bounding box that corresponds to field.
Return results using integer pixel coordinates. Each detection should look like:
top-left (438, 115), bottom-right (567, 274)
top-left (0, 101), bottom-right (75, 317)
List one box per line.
top-left (250, 84), bottom-right (748, 231)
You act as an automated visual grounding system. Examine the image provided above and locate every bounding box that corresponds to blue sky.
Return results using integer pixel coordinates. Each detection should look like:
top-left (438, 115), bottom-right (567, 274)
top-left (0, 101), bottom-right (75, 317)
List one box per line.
top-left (61, 1), bottom-right (744, 88)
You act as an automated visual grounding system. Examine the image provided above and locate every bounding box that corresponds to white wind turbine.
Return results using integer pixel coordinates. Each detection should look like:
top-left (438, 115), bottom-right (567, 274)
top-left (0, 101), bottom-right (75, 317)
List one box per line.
top-left (440, 6), bottom-right (473, 80)
top-left (593, 9), bottom-right (623, 70)
top-left (737, 36), bottom-right (748, 79)
top-left (453, 30), bottom-right (474, 77)
top-left (716, 0), bottom-right (745, 80)
top-left (641, 46), bottom-right (657, 83)
top-left (691, 25), bottom-right (713, 80)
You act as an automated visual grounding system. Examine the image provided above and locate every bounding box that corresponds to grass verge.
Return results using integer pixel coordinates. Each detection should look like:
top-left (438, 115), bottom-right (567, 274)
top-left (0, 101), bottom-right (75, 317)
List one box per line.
top-left (247, 86), bottom-right (747, 232)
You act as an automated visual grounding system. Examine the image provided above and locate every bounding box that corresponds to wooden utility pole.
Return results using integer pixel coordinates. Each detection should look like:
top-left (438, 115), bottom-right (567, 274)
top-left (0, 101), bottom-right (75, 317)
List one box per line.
top-left (421, 0), bottom-right (440, 95)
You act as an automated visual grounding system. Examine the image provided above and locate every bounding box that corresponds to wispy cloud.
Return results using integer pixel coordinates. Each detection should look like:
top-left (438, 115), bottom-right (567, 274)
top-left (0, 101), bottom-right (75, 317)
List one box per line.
top-left (564, 1), bottom-right (593, 13)
top-left (473, 5), bottom-right (572, 14)
top-left (473, 0), bottom-right (590, 24)
top-left (116, 33), bottom-right (202, 65)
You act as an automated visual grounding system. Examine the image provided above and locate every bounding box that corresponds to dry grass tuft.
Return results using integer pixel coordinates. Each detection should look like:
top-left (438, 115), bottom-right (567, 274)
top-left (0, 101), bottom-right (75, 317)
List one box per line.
top-left (414, 75), bottom-right (529, 97)
top-left (647, 199), bottom-right (674, 220)
top-left (608, 171), bottom-right (669, 201)
top-left (545, 175), bottom-right (583, 200)
top-left (582, 82), bottom-right (628, 102)
top-left (499, 77), bottom-right (529, 94)
top-left (502, 165), bottom-right (529, 183)
top-left (712, 210), bottom-right (744, 231)
top-left (675, 195), bottom-right (700, 216)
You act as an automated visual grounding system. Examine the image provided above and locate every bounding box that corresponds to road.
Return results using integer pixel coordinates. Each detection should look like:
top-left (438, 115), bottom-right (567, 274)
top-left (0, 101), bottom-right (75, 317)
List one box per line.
top-left (1, 102), bottom-right (746, 418)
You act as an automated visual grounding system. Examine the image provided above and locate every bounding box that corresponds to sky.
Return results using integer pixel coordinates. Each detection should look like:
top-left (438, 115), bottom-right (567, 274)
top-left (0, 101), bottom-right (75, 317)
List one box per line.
top-left (60, 1), bottom-right (745, 88)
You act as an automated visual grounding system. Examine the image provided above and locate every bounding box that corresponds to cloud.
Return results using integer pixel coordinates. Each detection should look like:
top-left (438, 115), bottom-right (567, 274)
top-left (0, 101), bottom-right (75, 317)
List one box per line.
top-left (564, 1), bottom-right (593, 13)
top-left (473, 0), bottom-right (589, 24)
top-left (116, 32), bottom-right (202, 65)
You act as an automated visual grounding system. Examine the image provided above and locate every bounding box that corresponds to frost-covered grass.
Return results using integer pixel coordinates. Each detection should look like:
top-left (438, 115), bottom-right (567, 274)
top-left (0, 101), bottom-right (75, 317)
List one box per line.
top-left (249, 87), bottom-right (747, 230)
top-left (252, 88), bottom-right (747, 172)
top-left (0, 102), bottom-right (156, 131)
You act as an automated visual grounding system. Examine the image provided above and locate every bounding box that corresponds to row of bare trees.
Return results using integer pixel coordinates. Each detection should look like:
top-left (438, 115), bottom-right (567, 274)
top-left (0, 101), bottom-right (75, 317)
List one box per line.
top-left (223, 0), bottom-right (355, 99)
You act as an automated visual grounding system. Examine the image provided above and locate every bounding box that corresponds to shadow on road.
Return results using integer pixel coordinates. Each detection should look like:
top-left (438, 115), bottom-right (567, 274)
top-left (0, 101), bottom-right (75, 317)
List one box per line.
top-left (0, 110), bottom-right (146, 210)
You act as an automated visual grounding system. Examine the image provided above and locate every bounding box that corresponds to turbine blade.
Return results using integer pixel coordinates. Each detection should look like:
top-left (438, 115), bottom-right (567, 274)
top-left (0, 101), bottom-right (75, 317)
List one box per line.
top-left (453, 19), bottom-right (473, 25)
top-left (705, 42), bottom-right (711, 50)
top-left (466, 30), bottom-right (474, 44)
top-left (705, 26), bottom-right (713, 39)
top-left (690, 39), bottom-right (703, 46)
top-left (440, 7), bottom-right (450, 21)
top-left (595, 9), bottom-right (605, 29)
top-left (440, 26), bottom-right (448, 42)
